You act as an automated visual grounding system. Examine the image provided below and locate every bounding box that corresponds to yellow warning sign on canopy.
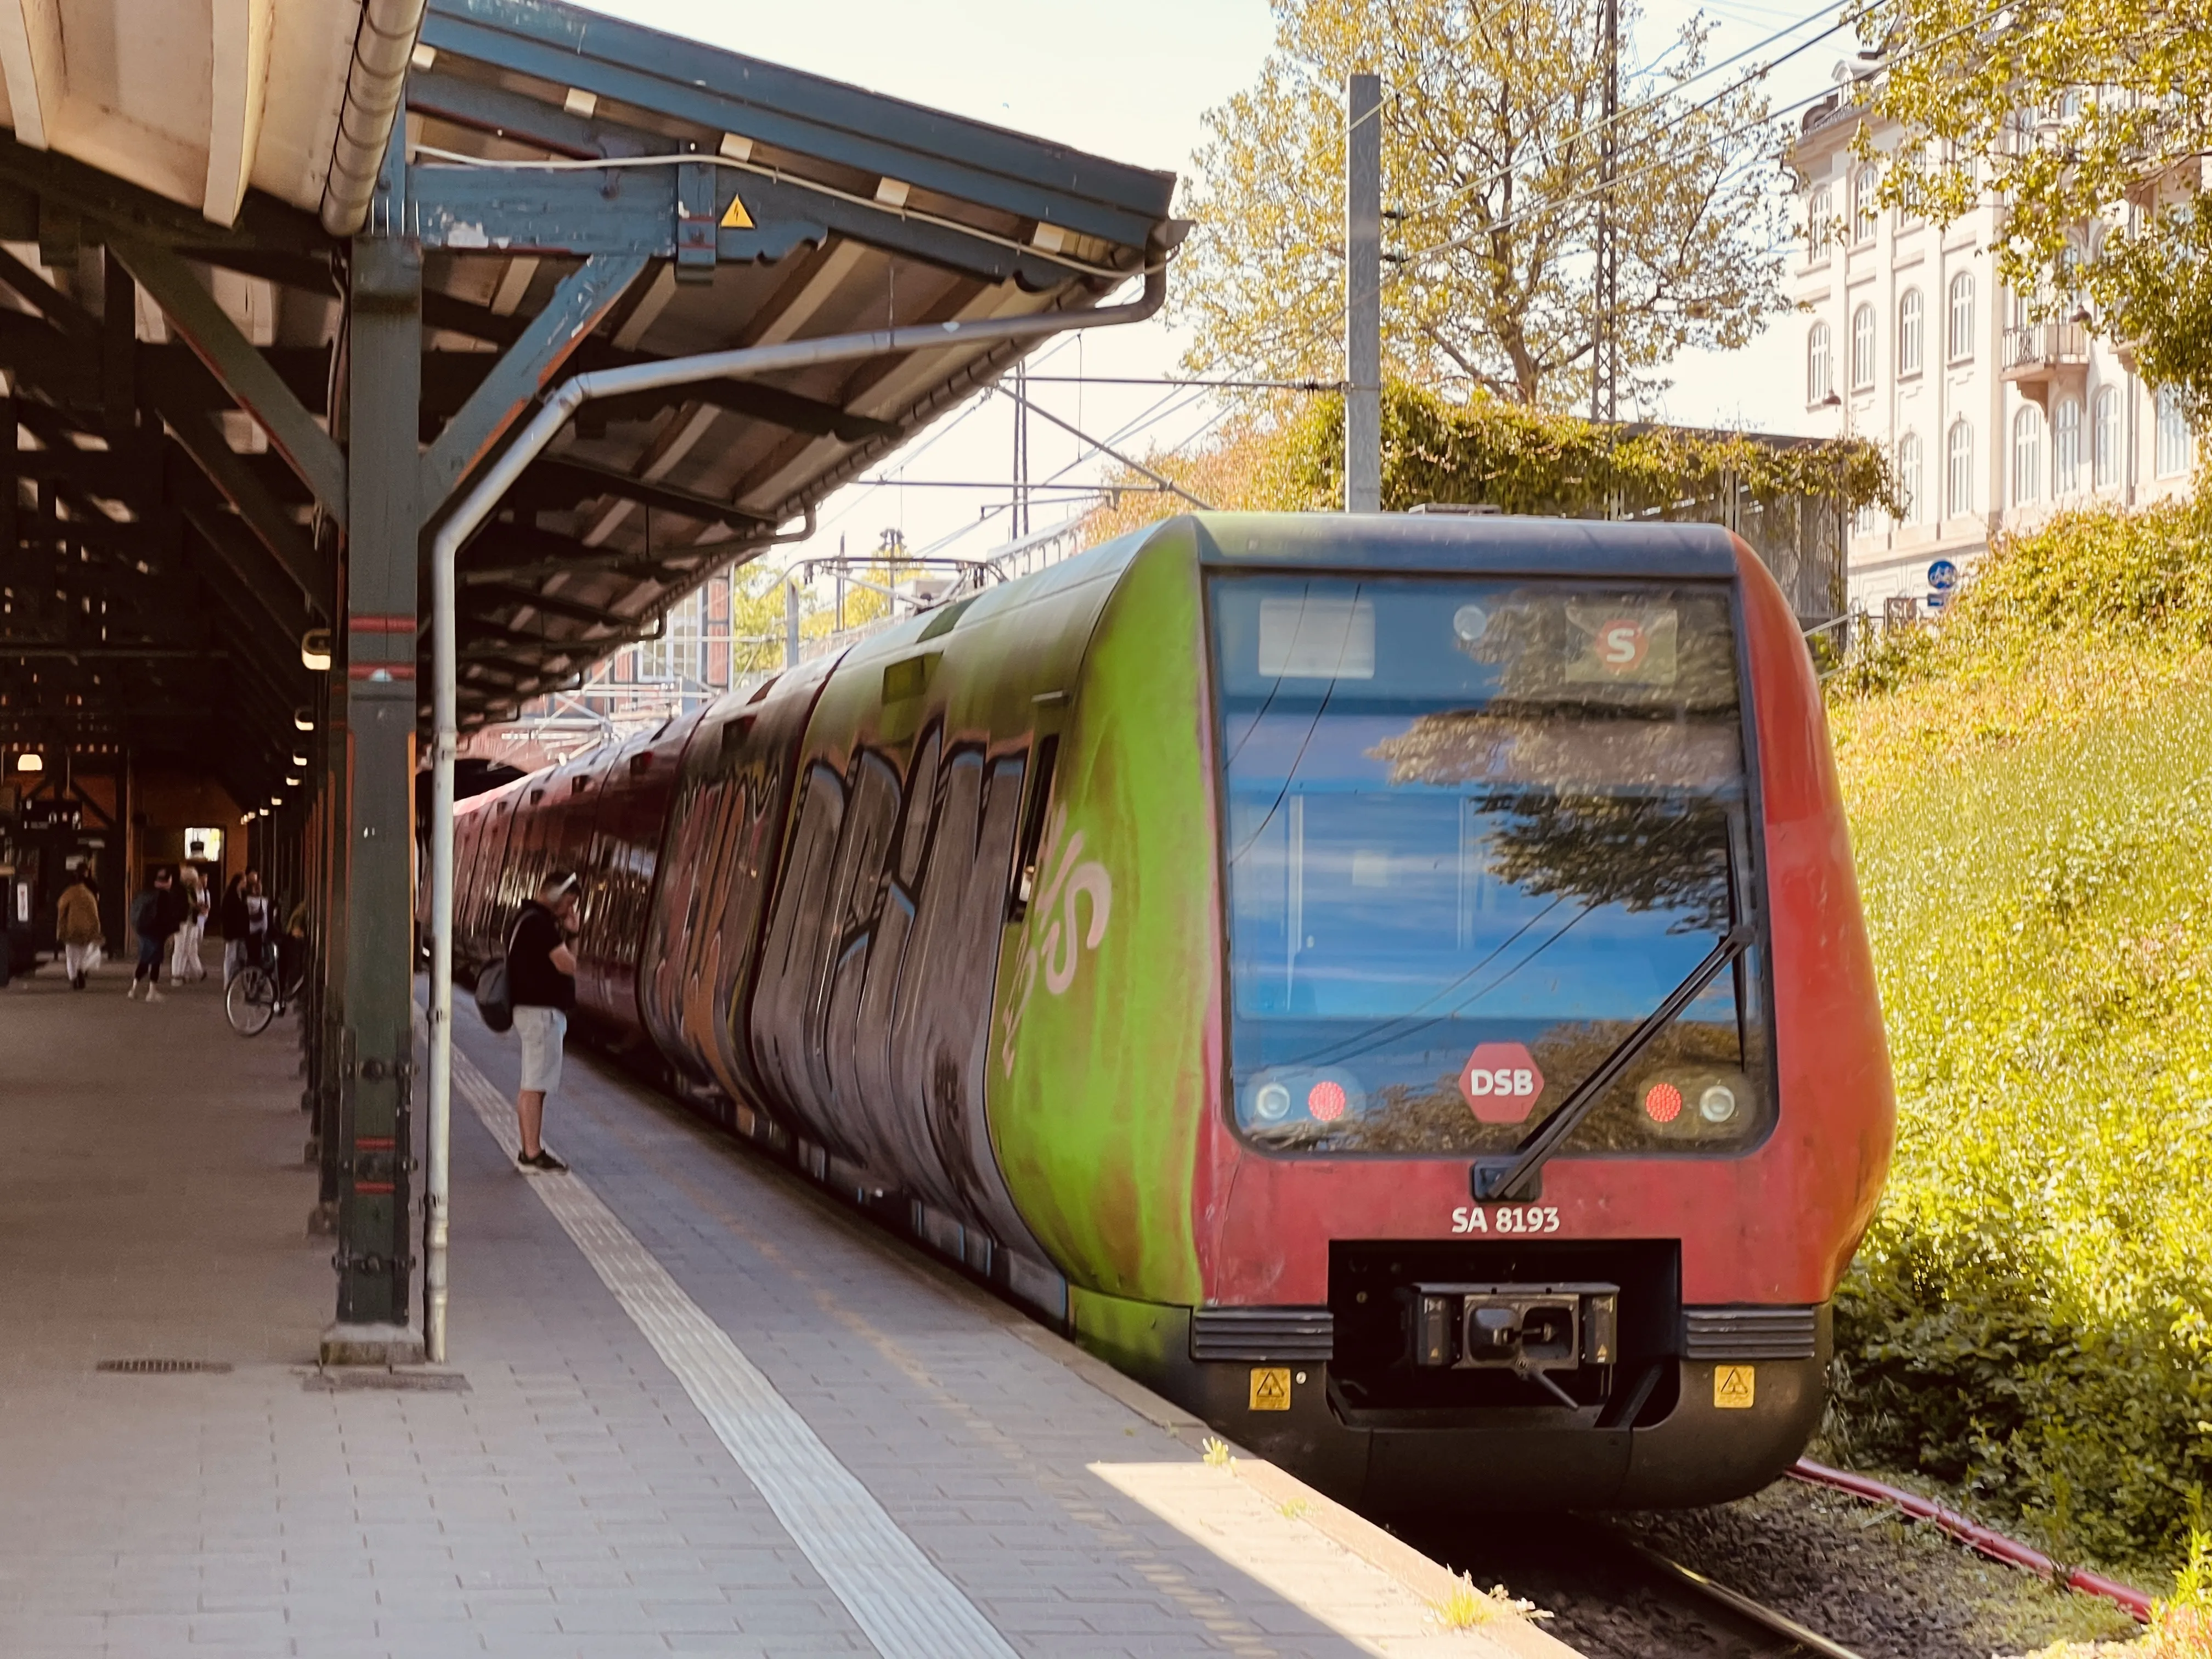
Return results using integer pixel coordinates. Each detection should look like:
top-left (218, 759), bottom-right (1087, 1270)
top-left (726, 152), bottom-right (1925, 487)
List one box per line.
top-left (1249, 1367), bottom-right (1291, 1411)
top-left (1714, 1364), bottom-right (1756, 1409)
top-left (719, 194), bottom-right (755, 230)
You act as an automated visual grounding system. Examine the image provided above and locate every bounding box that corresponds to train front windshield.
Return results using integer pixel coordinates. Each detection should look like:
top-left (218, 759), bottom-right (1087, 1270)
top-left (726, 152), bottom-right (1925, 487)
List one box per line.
top-left (1210, 573), bottom-right (1769, 1156)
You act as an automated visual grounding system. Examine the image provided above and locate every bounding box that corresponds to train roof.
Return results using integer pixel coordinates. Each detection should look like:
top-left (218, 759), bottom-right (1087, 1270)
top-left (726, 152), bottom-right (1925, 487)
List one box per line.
top-left (1176, 512), bottom-right (1742, 582)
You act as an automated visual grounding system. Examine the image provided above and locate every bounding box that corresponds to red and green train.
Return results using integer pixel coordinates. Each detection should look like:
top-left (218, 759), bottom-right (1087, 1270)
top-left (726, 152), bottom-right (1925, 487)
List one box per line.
top-left (449, 512), bottom-right (1895, 1511)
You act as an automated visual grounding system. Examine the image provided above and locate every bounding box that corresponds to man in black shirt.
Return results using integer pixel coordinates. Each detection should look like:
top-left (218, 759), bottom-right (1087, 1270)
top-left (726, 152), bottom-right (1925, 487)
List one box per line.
top-left (127, 868), bottom-right (187, 1002)
top-left (508, 870), bottom-right (581, 1172)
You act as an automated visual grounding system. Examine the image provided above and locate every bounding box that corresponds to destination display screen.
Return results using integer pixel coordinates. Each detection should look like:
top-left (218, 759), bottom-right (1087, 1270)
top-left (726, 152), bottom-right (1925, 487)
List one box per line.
top-left (1209, 573), bottom-right (1769, 1157)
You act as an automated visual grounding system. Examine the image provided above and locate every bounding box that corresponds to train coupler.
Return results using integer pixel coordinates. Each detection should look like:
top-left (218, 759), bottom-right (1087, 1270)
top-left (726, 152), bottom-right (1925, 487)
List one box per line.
top-left (1406, 1282), bottom-right (1620, 1401)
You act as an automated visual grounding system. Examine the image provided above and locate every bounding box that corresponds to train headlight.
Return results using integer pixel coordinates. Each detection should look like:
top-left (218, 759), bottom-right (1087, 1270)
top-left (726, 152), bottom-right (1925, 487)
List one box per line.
top-left (1306, 1080), bottom-right (1347, 1122)
top-left (1699, 1084), bottom-right (1738, 1124)
top-left (1641, 1080), bottom-right (1684, 1124)
top-left (1254, 1082), bottom-right (1291, 1122)
top-left (1452, 604), bottom-right (1489, 644)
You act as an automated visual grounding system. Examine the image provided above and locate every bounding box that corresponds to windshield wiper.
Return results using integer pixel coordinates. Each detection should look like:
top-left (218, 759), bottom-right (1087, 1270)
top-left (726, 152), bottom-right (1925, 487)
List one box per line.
top-left (1471, 925), bottom-right (1753, 1203)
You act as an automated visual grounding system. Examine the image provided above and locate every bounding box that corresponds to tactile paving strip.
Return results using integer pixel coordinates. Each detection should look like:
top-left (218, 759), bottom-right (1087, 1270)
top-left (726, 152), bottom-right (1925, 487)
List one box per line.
top-left (450, 1048), bottom-right (1021, 1659)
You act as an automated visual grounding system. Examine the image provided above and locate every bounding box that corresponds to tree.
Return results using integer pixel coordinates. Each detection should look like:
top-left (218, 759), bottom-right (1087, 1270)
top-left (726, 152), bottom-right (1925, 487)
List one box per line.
top-left (1864, 0), bottom-right (2212, 414)
top-left (1172, 0), bottom-right (1790, 410)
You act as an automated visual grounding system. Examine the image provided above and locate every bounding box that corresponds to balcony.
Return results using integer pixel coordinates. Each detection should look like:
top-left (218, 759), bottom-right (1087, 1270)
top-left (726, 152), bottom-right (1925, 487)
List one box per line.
top-left (2001, 321), bottom-right (2090, 411)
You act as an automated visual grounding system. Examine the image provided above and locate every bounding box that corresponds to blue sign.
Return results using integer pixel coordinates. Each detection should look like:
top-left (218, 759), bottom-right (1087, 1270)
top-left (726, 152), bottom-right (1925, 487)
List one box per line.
top-left (1927, 558), bottom-right (1960, 592)
top-left (1926, 591), bottom-right (1949, 611)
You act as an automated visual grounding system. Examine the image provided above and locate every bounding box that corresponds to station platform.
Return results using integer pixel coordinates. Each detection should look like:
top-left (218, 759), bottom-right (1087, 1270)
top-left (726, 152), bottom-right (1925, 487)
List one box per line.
top-left (0, 951), bottom-right (1568, 1659)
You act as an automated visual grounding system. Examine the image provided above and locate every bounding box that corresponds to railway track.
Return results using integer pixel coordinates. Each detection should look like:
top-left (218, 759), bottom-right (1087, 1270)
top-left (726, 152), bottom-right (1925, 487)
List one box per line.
top-left (1402, 1512), bottom-right (1870, 1658)
top-left (1618, 1536), bottom-right (1869, 1658)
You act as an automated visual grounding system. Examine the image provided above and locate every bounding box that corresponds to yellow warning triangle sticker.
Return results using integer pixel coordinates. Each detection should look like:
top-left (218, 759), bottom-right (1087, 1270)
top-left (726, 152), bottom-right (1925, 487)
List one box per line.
top-left (719, 193), bottom-right (754, 230)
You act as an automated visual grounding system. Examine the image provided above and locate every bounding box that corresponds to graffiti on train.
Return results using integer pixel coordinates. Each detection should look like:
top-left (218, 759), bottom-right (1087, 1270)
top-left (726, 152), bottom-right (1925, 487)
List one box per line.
top-left (998, 803), bottom-right (1113, 1077)
top-left (639, 708), bottom-right (803, 1102)
top-left (749, 726), bottom-right (1040, 1248)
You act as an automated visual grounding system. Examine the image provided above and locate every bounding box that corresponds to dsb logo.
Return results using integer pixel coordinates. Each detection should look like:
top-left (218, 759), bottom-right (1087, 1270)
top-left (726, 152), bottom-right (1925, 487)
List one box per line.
top-left (1458, 1042), bottom-right (1545, 1124)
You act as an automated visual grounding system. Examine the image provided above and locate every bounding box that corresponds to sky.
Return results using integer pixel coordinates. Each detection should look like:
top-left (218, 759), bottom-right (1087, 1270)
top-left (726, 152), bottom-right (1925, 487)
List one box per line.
top-left (583, 0), bottom-right (1864, 574)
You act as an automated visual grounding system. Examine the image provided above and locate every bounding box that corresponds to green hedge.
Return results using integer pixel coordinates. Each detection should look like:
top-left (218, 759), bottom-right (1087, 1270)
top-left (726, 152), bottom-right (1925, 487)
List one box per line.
top-left (1083, 386), bottom-right (1891, 529)
top-left (1293, 386), bottom-right (1894, 518)
top-left (1829, 496), bottom-right (2212, 1573)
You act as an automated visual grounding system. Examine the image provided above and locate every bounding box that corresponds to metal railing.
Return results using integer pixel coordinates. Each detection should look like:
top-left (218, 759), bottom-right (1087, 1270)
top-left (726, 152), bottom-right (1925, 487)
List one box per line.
top-left (729, 515), bottom-right (1101, 698)
top-left (2002, 321), bottom-right (2089, 372)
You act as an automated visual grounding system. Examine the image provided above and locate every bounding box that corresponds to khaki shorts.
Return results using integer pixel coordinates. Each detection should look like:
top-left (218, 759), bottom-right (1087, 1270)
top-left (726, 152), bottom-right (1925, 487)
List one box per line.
top-left (515, 1006), bottom-right (568, 1094)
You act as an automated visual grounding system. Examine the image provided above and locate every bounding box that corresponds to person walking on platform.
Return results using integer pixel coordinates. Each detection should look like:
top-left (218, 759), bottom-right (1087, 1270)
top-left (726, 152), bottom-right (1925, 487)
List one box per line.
top-left (507, 870), bottom-right (580, 1173)
top-left (57, 872), bottom-right (103, 991)
top-left (170, 866), bottom-right (208, 984)
top-left (242, 873), bottom-right (272, 972)
top-left (219, 874), bottom-right (247, 985)
top-left (128, 868), bottom-right (184, 1002)
top-left (222, 872), bottom-right (270, 985)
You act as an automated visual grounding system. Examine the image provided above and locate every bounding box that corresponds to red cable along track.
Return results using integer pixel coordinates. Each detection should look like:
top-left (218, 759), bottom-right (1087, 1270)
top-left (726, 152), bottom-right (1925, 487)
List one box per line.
top-left (1790, 1459), bottom-right (2153, 1623)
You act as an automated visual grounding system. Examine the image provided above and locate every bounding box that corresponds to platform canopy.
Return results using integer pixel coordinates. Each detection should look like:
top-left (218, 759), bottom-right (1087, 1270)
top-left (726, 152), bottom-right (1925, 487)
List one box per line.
top-left (0, 0), bottom-right (1182, 807)
top-left (0, 0), bottom-right (383, 231)
top-left (404, 0), bottom-right (1180, 726)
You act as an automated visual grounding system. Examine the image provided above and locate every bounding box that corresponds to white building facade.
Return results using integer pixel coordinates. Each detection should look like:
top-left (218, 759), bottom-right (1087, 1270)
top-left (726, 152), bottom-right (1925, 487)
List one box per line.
top-left (1788, 80), bottom-right (2197, 612)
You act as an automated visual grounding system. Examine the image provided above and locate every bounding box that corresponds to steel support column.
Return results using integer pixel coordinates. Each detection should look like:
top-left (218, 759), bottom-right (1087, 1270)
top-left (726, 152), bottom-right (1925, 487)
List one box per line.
top-left (323, 212), bottom-right (423, 1360)
top-left (1344, 71), bottom-right (1382, 515)
top-left (309, 663), bottom-right (347, 1232)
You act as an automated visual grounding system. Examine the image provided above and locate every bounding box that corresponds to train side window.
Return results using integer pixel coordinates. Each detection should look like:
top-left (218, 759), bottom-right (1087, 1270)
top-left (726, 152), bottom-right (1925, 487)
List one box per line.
top-left (1007, 734), bottom-right (1059, 923)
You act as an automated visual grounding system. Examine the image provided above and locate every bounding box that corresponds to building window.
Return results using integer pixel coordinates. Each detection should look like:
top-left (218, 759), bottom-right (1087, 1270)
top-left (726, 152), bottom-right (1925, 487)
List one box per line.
top-left (1852, 164), bottom-right (1880, 244)
top-left (2061, 232), bottom-right (2091, 313)
top-left (2054, 396), bottom-right (2082, 494)
top-left (1947, 418), bottom-right (1974, 516)
top-left (1851, 304), bottom-right (1876, 391)
top-left (1897, 431), bottom-right (1922, 523)
top-left (670, 591), bottom-right (702, 682)
top-left (2012, 406), bottom-right (2041, 504)
top-left (2156, 385), bottom-right (2194, 478)
top-left (634, 592), bottom-right (702, 681)
top-left (1897, 149), bottom-right (1927, 227)
top-left (1806, 184), bottom-right (1835, 261)
top-left (1948, 273), bottom-right (1976, 361)
top-left (2093, 387), bottom-right (2120, 488)
top-left (1898, 287), bottom-right (1924, 375)
top-left (1807, 321), bottom-right (1832, 405)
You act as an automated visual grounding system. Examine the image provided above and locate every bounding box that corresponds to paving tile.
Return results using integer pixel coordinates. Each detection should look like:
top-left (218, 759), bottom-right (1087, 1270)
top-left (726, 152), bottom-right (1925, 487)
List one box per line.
top-left (0, 963), bottom-right (1528, 1659)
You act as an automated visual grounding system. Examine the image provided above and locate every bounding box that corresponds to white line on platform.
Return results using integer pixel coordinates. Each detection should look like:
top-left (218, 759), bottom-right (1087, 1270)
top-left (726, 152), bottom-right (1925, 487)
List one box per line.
top-left (450, 1046), bottom-right (1020, 1659)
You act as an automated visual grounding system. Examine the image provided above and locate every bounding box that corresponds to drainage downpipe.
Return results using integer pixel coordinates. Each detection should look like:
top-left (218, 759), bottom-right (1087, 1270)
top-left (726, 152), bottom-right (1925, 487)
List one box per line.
top-left (423, 258), bottom-right (1167, 1363)
top-left (321, 0), bottom-right (429, 236)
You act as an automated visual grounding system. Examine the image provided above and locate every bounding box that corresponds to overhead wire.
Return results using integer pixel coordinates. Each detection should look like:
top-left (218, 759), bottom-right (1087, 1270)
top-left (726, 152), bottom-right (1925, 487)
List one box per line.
top-left (1413, 0), bottom-right (1870, 228)
top-left (1395, 16), bottom-right (1990, 273)
top-left (799, 362), bottom-right (1226, 575)
top-left (1240, 0), bottom-right (2000, 387)
top-left (993, 382), bottom-right (1216, 509)
top-left (1397, 12), bottom-right (1887, 269)
top-left (800, 331), bottom-right (1093, 546)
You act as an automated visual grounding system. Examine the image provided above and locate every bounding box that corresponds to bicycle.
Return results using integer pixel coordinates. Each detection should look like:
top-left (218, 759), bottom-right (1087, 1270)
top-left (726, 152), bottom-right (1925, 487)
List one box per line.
top-left (224, 946), bottom-right (302, 1037)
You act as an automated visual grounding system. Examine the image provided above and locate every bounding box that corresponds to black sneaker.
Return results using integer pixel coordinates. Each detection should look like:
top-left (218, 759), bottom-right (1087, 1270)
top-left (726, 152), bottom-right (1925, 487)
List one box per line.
top-left (518, 1149), bottom-right (568, 1173)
